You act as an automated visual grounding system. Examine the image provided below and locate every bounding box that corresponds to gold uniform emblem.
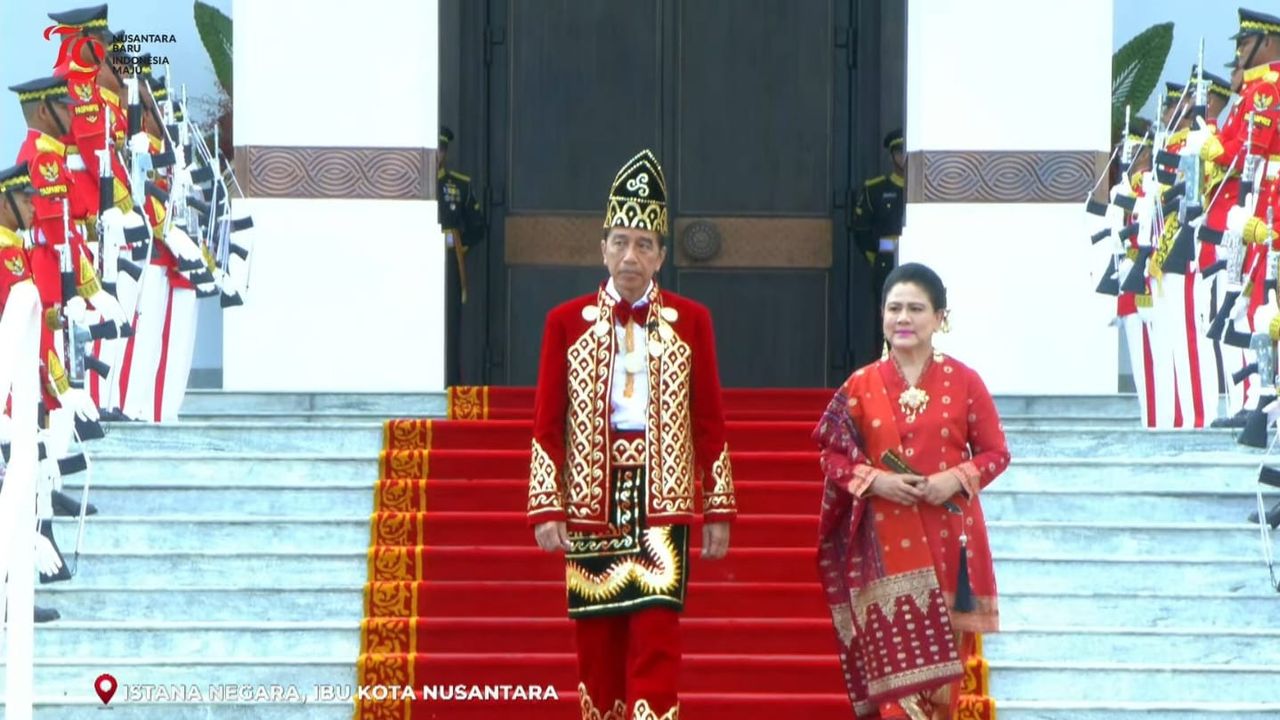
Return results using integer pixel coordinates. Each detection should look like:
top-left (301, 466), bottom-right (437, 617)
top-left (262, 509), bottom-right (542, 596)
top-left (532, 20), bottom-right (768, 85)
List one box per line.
top-left (72, 83), bottom-right (93, 103)
top-left (38, 162), bottom-right (60, 183)
top-left (4, 255), bottom-right (25, 277)
top-left (1255, 92), bottom-right (1276, 113)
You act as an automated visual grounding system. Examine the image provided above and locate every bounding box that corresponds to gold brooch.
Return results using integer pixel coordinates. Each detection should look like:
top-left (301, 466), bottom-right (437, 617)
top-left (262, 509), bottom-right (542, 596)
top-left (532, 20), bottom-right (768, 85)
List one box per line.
top-left (899, 386), bottom-right (929, 423)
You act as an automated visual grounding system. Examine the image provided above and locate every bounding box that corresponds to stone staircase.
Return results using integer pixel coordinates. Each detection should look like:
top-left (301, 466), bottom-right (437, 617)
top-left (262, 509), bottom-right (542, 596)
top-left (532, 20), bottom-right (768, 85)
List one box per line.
top-left (2, 391), bottom-right (1278, 718)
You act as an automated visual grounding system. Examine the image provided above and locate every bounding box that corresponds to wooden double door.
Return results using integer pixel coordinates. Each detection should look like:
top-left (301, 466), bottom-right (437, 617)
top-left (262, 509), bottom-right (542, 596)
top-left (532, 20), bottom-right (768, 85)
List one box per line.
top-left (471, 0), bottom-right (870, 387)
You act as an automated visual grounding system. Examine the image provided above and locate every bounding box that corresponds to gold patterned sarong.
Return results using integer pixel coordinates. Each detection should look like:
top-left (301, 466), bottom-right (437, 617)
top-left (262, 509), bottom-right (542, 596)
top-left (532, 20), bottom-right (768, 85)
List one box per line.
top-left (565, 433), bottom-right (689, 618)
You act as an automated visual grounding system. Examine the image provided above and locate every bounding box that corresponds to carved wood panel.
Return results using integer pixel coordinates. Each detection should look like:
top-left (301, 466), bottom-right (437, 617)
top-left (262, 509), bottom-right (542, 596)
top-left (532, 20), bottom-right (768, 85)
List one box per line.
top-left (235, 145), bottom-right (436, 201)
top-left (906, 150), bottom-right (1109, 203)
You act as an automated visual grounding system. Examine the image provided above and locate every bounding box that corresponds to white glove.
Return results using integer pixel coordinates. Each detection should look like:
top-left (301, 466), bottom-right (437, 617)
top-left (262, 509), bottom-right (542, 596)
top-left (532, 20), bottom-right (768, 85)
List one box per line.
top-left (1183, 118), bottom-right (1212, 156)
top-left (173, 165), bottom-right (194, 193)
top-left (100, 206), bottom-right (124, 229)
top-left (60, 388), bottom-right (100, 423)
top-left (63, 296), bottom-right (88, 326)
top-left (36, 454), bottom-right (62, 504)
top-left (34, 532), bottom-right (63, 576)
top-left (165, 226), bottom-right (203, 262)
top-left (1265, 397), bottom-right (1280, 426)
top-left (88, 288), bottom-right (126, 326)
top-left (1227, 205), bottom-right (1250, 236)
top-left (65, 153), bottom-right (86, 173)
top-left (128, 132), bottom-right (151, 155)
top-left (444, 231), bottom-right (456, 249)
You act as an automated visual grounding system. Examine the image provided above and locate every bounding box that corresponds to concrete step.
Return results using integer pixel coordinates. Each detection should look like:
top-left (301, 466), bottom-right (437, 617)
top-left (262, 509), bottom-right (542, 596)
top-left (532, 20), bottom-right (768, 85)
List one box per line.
top-left (0, 657), bottom-right (355, 697)
top-left (30, 621), bottom-right (355, 659)
top-left (44, 551), bottom-right (1274, 596)
top-left (25, 619), bottom-right (1280, 665)
top-left (54, 513), bottom-right (1268, 558)
top-left (85, 421), bottom-right (1242, 456)
top-left (37, 551), bottom-right (367, 589)
top-left (996, 702), bottom-right (1280, 720)
top-left (63, 484), bottom-right (377, 517)
top-left (65, 479), bottom-right (1276, 524)
top-left (176, 410), bottom-right (1145, 429)
top-left (90, 454), bottom-right (377, 485)
top-left (991, 661), bottom-right (1280, 703)
top-left (33, 583), bottom-right (1279, 628)
top-left (985, 626), bottom-right (1280, 664)
top-left (36, 587), bottom-right (365, 622)
top-left (176, 390), bottom-right (1145, 419)
top-left (180, 391), bottom-right (444, 415)
top-left (79, 452), bottom-right (1270, 489)
top-left (980, 491), bottom-right (1275, 524)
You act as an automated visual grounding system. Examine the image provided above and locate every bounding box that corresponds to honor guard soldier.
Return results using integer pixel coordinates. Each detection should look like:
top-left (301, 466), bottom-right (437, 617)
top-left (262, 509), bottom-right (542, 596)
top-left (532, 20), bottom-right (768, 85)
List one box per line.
top-left (437, 126), bottom-right (485, 386)
top-left (528, 149), bottom-right (737, 720)
top-left (1190, 8), bottom-right (1280, 427)
top-left (0, 162), bottom-right (67, 624)
top-left (854, 128), bottom-right (906, 358)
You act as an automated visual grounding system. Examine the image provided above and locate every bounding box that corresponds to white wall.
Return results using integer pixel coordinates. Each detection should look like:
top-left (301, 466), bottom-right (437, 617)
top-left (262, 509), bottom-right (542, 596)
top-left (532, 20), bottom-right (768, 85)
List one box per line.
top-left (227, 0), bottom-right (444, 391)
top-left (904, 0), bottom-right (1116, 394)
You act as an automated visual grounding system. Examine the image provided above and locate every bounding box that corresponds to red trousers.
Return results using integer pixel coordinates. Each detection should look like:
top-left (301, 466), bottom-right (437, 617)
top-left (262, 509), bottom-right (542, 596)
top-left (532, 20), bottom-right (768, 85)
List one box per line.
top-left (575, 606), bottom-right (680, 720)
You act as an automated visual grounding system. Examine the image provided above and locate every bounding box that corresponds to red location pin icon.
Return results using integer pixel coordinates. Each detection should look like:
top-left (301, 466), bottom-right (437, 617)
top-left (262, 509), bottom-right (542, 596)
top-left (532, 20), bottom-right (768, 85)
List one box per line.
top-left (94, 673), bottom-right (117, 705)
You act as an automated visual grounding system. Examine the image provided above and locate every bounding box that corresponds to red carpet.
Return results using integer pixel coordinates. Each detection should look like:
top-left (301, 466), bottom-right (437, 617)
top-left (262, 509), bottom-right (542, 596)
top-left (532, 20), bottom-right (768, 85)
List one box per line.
top-left (355, 387), bottom-right (994, 719)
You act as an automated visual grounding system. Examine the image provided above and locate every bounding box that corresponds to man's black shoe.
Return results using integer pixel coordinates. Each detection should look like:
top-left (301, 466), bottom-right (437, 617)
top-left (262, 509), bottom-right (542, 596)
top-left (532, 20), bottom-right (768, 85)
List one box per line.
top-left (52, 489), bottom-right (97, 517)
top-left (1211, 409), bottom-right (1250, 428)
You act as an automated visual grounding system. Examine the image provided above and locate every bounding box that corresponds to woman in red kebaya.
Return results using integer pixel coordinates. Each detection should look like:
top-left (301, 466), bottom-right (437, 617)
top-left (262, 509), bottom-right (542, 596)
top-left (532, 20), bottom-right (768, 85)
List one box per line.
top-left (814, 262), bottom-right (1010, 719)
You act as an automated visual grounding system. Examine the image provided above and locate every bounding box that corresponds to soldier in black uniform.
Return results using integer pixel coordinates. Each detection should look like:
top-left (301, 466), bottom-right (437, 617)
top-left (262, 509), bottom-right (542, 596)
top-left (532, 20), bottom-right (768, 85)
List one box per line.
top-left (437, 126), bottom-right (485, 386)
top-left (854, 128), bottom-right (906, 355)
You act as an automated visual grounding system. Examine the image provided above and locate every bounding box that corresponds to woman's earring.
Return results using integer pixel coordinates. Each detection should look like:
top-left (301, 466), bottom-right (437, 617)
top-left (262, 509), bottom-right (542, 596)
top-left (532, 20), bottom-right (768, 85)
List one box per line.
top-left (881, 340), bottom-right (890, 360)
top-left (941, 312), bottom-right (951, 334)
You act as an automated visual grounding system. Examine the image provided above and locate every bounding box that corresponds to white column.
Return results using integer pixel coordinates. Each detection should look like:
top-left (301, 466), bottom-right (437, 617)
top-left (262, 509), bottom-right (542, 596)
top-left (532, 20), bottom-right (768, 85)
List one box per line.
top-left (902, 0), bottom-right (1116, 394)
top-left (226, 0), bottom-right (444, 391)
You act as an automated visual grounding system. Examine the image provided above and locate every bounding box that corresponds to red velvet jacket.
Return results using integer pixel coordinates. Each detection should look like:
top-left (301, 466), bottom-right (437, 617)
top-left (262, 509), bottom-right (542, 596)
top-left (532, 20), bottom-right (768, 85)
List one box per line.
top-left (527, 282), bottom-right (737, 531)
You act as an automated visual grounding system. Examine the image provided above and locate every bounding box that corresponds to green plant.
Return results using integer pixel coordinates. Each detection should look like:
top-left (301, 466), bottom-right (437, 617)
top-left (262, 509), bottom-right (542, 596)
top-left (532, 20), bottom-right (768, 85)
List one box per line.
top-left (194, 0), bottom-right (232, 94)
top-left (1112, 22), bottom-right (1174, 139)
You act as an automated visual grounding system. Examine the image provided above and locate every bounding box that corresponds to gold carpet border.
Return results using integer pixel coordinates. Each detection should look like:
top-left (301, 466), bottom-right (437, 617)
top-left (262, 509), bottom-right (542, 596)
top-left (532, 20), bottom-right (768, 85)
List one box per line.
top-left (375, 479), bottom-right (431, 513)
top-left (957, 633), bottom-right (996, 719)
top-left (447, 385), bottom-right (489, 420)
top-left (384, 419), bottom-right (434, 452)
top-left (380, 450), bottom-right (430, 480)
top-left (356, 421), bottom-right (435, 719)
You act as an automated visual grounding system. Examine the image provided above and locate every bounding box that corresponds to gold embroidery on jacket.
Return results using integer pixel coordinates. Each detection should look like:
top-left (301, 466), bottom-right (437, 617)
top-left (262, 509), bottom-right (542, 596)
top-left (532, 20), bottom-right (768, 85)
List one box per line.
top-left (527, 438), bottom-right (563, 514)
top-left (647, 305), bottom-right (694, 516)
top-left (703, 444), bottom-right (737, 513)
top-left (566, 303), bottom-right (610, 522)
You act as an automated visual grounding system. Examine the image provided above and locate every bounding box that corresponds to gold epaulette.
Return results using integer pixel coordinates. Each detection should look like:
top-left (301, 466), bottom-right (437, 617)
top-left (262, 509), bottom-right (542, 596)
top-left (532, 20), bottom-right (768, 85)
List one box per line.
top-left (34, 133), bottom-right (66, 156)
top-left (1134, 293), bottom-right (1153, 308)
top-left (1244, 64), bottom-right (1280, 84)
top-left (0, 227), bottom-right (23, 249)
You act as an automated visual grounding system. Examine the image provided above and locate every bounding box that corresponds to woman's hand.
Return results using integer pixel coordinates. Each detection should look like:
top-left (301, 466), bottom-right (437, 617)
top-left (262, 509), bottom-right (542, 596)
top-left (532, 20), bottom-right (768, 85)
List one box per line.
top-left (870, 473), bottom-right (925, 505)
top-left (921, 471), bottom-right (964, 506)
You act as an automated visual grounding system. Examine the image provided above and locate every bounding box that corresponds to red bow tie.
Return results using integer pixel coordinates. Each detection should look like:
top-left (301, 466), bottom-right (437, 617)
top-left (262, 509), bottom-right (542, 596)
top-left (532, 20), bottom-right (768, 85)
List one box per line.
top-left (612, 299), bottom-right (650, 326)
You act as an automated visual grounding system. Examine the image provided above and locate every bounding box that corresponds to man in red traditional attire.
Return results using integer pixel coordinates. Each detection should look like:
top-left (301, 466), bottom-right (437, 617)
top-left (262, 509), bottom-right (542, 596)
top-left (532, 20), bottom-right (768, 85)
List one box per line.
top-left (527, 149), bottom-right (737, 720)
